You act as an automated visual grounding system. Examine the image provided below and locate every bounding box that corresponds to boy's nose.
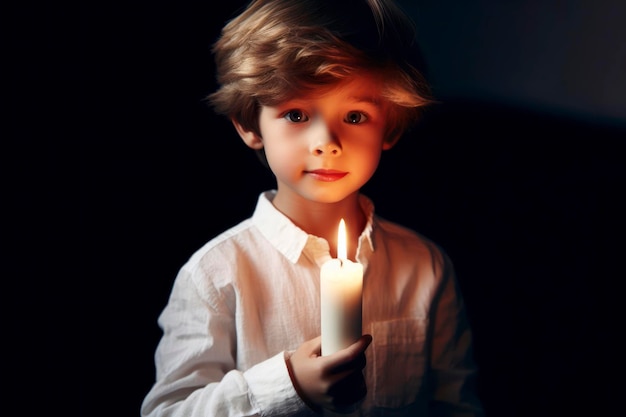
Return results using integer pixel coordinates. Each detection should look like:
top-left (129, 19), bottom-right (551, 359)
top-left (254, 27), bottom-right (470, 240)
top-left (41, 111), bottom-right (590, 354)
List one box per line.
top-left (312, 141), bottom-right (341, 156)
top-left (309, 118), bottom-right (342, 156)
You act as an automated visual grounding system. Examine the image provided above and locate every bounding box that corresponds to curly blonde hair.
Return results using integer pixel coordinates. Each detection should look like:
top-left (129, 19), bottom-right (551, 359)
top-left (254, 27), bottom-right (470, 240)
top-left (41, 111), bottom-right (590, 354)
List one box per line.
top-left (208, 0), bottom-right (432, 146)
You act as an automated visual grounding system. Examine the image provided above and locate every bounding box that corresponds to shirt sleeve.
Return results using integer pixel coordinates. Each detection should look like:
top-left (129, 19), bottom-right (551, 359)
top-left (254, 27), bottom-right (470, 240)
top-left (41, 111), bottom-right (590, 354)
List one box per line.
top-left (140, 264), bottom-right (312, 417)
top-left (428, 249), bottom-right (485, 417)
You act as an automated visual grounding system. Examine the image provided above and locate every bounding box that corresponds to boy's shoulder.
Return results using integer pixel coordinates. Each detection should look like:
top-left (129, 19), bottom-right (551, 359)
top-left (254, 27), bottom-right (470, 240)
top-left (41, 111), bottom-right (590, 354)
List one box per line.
top-left (375, 215), bottom-right (432, 242)
top-left (185, 217), bottom-right (257, 266)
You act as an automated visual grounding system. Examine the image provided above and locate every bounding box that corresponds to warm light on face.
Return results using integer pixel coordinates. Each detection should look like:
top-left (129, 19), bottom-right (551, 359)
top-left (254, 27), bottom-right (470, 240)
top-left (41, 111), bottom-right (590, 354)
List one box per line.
top-left (338, 218), bottom-right (347, 261)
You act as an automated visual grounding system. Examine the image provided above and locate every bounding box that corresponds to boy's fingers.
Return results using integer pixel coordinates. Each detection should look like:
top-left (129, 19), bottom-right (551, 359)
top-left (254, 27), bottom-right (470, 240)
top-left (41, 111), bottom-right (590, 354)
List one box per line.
top-left (322, 334), bottom-right (372, 374)
top-left (304, 336), bottom-right (322, 357)
top-left (340, 334), bottom-right (372, 361)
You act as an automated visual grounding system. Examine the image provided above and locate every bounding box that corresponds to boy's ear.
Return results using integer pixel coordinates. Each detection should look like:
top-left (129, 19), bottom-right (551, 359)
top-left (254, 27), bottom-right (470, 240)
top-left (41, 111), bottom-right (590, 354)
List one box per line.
top-left (231, 119), bottom-right (264, 150)
top-left (382, 133), bottom-right (402, 150)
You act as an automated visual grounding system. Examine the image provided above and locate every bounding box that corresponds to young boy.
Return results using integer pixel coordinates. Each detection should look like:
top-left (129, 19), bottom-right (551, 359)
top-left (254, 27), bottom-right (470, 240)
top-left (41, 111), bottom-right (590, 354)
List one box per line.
top-left (141, 0), bottom-right (484, 415)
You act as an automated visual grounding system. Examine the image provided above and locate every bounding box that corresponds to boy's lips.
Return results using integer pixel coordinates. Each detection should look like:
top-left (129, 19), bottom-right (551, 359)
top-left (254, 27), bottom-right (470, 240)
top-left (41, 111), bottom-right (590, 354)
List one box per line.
top-left (306, 169), bottom-right (348, 182)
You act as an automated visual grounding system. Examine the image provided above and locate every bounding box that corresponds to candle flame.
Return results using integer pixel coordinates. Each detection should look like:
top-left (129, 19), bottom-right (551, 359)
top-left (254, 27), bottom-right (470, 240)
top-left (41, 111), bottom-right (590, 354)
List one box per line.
top-left (338, 218), bottom-right (347, 261)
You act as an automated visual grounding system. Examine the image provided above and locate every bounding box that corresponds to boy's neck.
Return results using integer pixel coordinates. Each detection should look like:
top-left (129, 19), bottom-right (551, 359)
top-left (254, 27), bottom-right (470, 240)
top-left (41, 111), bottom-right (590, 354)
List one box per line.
top-left (271, 190), bottom-right (366, 261)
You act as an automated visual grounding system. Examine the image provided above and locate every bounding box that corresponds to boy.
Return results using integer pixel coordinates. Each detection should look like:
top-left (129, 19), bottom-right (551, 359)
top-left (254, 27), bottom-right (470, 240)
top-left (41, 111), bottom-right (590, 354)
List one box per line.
top-left (141, 0), bottom-right (484, 415)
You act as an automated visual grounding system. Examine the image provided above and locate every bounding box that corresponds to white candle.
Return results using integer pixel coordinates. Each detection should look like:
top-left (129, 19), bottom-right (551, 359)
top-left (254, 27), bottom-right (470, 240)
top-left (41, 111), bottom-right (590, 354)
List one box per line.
top-left (320, 219), bottom-right (363, 356)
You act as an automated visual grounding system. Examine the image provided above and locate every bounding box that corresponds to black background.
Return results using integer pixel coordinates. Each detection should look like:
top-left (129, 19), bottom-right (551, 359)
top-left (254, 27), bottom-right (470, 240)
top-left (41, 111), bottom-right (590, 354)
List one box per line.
top-left (17, 1), bottom-right (625, 416)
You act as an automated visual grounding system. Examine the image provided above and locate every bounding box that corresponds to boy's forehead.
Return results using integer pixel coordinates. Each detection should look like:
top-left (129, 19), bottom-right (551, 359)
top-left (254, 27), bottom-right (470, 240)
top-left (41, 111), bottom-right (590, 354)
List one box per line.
top-left (303, 73), bottom-right (384, 101)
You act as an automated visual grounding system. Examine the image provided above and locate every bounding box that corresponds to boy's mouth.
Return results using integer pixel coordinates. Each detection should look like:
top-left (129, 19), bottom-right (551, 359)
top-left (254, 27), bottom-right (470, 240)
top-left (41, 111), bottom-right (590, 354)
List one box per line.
top-left (305, 169), bottom-right (348, 182)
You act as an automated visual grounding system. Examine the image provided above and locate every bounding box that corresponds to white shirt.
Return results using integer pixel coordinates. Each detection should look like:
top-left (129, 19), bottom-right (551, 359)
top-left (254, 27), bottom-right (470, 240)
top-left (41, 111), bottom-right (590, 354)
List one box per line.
top-left (141, 190), bottom-right (483, 416)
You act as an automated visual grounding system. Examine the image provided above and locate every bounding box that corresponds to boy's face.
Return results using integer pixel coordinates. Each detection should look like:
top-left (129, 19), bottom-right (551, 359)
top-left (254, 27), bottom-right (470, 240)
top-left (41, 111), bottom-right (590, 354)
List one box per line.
top-left (254, 74), bottom-right (393, 205)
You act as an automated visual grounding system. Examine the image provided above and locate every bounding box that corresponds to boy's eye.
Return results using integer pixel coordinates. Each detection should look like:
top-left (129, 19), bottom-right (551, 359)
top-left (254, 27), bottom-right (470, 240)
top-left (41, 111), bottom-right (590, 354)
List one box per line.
top-left (345, 111), bottom-right (368, 124)
top-left (284, 110), bottom-right (309, 123)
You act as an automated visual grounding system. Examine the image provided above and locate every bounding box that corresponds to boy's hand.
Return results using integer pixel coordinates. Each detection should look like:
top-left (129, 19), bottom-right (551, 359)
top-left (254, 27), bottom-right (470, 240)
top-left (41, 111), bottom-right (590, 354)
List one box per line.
top-left (287, 334), bottom-right (373, 413)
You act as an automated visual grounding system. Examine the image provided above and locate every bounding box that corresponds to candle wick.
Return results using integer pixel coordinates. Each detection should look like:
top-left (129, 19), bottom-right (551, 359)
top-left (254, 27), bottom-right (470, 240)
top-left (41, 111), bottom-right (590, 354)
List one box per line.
top-left (338, 258), bottom-right (343, 267)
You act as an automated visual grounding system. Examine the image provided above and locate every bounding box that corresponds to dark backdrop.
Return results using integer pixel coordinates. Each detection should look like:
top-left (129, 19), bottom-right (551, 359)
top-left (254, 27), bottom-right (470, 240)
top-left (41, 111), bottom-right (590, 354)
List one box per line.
top-left (51, 1), bottom-right (626, 416)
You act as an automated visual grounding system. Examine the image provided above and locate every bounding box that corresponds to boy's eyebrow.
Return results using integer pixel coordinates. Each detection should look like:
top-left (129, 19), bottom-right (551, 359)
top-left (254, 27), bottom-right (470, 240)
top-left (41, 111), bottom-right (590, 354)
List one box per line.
top-left (348, 96), bottom-right (382, 106)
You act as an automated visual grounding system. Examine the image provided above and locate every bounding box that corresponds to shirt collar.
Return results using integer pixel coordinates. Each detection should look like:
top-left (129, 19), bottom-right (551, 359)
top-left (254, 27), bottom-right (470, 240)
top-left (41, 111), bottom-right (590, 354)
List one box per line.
top-left (252, 190), bottom-right (376, 266)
